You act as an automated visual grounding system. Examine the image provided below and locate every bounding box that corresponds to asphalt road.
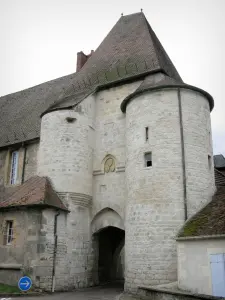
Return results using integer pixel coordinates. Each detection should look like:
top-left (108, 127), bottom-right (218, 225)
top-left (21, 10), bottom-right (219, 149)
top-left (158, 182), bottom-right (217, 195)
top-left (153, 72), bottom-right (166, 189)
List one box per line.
top-left (6, 283), bottom-right (124, 300)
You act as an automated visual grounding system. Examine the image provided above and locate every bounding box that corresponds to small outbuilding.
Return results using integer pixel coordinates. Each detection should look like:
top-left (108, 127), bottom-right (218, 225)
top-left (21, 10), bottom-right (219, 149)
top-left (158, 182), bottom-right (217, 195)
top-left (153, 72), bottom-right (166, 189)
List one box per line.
top-left (177, 169), bottom-right (225, 297)
top-left (0, 176), bottom-right (68, 291)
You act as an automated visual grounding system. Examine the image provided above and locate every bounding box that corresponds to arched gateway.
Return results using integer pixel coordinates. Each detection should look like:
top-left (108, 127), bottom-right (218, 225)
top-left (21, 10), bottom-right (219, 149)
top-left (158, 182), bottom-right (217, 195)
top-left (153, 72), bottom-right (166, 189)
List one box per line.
top-left (91, 208), bottom-right (125, 284)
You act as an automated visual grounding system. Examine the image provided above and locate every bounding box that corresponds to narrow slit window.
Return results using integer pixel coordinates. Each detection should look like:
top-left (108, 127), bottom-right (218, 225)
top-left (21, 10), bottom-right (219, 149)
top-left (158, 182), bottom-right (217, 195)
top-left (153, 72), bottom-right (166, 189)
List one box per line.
top-left (145, 152), bottom-right (152, 167)
top-left (10, 151), bottom-right (19, 185)
top-left (145, 127), bottom-right (149, 141)
top-left (208, 155), bottom-right (212, 170)
top-left (4, 221), bottom-right (13, 245)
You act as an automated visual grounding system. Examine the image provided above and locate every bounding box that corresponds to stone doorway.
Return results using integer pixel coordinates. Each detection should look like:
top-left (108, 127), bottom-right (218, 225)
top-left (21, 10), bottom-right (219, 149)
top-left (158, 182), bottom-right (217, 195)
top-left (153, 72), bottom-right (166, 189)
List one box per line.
top-left (95, 226), bottom-right (125, 284)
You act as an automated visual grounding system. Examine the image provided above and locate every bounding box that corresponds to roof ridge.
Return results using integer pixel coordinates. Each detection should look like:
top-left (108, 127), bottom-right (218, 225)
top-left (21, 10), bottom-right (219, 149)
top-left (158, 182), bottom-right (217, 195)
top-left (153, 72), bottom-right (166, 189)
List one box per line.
top-left (142, 15), bottom-right (161, 72)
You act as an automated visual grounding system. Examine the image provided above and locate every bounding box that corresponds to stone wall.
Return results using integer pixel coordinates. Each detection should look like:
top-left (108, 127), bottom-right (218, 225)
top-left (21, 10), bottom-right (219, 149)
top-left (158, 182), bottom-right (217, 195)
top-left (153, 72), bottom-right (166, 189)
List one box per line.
top-left (181, 89), bottom-right (215, 216)
top-left (37, 81), bottom-right (141, 289)
top-left (125, 89), bottom-right (184, 292)
top-left (0, 207), bottom-right (69, 291)
top-left (35, 208), bottom-right (68, 291)
top-left (0, 208), bottom-right (41, 286)
top-left (177, 238), bottom-right (225, 295)
top-left (24, 142), bottom-right (39, 182)
top-left (124, 87), bottom-right (213, 293)
top-left (0, 142), bottom-right (39, 202)
top-left (38, 97), bottom-right (95, 194)
top-left (133, 286), bottom-right (223, 300)
top-left (38, 99), bottom-right (95, 289)
top-left (92, 81), bottom-right (141, 219)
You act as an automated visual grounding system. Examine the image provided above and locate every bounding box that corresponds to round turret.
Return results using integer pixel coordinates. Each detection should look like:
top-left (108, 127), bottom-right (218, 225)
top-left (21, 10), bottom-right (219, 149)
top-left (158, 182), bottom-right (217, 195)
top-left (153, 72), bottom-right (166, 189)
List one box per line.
top-left (38, 107), bottom-right (94, 288)
top-left (38, 109), bottom-right (93, 196)
top-left (123, 85), bottom-right (215, 292)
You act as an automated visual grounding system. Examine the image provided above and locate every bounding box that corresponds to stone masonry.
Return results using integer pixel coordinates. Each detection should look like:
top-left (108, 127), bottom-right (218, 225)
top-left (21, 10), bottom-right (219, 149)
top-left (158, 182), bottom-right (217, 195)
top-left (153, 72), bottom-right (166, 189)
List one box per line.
top-left (0, 12), bottom-right (216, 295)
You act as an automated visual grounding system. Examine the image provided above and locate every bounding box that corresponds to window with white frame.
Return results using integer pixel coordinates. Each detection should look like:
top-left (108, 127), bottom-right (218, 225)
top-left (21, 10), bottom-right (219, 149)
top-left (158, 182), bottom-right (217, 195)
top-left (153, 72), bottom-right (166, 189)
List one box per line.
top-left (4, 220), bottom-right (13, 245)
top-left (10, 151), bottom-right (19, 185)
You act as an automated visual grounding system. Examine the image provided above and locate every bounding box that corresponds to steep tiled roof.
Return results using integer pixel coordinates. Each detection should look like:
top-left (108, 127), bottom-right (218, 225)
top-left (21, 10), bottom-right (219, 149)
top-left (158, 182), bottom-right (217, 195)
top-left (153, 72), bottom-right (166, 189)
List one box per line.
top-left (214, 154), bottom-right (225, 169)
top-left (178, 186), bottom-right (225, 237)
top-left (0, 176), bottom-right (68, 211)
top-left (0, 12), bottom-right (214, 148)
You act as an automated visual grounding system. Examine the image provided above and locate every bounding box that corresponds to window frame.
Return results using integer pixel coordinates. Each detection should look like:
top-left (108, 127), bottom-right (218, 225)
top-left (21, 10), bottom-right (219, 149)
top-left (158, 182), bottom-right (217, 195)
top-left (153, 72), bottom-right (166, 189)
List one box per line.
top-left (144, 152), bottom-right (152, 168)
top-left (10, 150), bottom-right (19, 185)
top-left (5, 220), bottom-right (13, 245)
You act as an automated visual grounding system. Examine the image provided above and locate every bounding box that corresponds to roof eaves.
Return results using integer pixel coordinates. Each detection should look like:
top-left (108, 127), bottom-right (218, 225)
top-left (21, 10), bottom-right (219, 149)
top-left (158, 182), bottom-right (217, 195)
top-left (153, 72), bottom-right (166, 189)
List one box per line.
top-left (0, 203), bottom-right (70, 212)
top-left (121, 82), bottom-right (214, 113)
top-left (40, 68), bottom-right (162, 117)
top-left (176, 234), bottom-right (225, 241)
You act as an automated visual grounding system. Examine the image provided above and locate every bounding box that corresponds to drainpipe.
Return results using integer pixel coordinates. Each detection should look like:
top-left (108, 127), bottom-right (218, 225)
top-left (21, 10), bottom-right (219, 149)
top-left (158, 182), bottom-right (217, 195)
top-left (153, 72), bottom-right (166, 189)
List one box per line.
top-left (21, 144), bottom-right (27, 184)
top-left (178, 88), bottom-right (188, 221)
top-left (52, 211), bottom-right (60, 292)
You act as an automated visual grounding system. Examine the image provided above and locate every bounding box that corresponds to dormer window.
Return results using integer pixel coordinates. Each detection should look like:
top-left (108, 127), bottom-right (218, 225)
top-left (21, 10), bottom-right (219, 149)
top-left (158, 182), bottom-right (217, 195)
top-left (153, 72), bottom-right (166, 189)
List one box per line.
top-left (10, 151), bottom-right (19, 185)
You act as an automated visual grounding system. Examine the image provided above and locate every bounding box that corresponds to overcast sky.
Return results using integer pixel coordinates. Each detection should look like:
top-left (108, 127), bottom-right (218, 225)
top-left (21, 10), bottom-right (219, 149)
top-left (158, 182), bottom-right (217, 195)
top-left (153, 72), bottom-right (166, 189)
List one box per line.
top-left (0, 0), bottom-right (224, 155)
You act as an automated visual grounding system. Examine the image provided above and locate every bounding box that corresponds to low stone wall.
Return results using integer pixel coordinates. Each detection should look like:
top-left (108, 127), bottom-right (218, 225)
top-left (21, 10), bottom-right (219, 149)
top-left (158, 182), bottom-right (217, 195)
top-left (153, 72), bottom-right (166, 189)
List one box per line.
top-left (136, 286), bottom-right (224, 300)
top-left (0, 264), bottom-right (22, 286)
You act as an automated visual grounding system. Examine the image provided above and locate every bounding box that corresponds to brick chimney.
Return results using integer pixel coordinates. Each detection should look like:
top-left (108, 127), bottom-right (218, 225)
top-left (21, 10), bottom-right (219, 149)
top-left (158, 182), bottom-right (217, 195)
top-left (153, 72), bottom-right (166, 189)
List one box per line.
top-left (76, 50), bottom-right (94, 72)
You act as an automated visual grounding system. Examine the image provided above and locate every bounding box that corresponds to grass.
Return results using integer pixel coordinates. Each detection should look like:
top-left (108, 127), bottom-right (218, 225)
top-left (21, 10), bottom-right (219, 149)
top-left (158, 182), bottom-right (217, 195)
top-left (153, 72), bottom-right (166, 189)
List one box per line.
top-left (0, 283), bottom-right (21, 293)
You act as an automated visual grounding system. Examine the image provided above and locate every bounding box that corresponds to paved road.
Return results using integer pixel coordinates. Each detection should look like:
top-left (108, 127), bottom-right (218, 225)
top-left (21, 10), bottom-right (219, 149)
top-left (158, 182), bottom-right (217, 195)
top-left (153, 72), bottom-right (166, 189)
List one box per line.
top-left (5, 283), bottom-right (124, 300)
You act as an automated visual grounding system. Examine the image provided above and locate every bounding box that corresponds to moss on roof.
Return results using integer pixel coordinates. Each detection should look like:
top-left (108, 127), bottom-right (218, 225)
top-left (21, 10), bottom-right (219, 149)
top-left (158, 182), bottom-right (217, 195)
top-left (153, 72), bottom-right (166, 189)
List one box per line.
top-left (178, 186), bottom-right (225, 238)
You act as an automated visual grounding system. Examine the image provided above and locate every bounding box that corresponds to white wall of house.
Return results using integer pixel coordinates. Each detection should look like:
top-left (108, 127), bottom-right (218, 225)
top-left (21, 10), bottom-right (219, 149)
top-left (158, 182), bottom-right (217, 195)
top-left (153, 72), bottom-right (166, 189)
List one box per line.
top-left (177, 238), bottom-right (225, 296)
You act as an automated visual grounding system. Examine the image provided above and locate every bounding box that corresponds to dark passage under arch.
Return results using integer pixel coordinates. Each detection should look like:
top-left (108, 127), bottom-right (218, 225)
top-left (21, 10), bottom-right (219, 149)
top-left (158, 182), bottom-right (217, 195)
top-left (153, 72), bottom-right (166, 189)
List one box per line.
top-left (96, 226), bottom-right (125, 284)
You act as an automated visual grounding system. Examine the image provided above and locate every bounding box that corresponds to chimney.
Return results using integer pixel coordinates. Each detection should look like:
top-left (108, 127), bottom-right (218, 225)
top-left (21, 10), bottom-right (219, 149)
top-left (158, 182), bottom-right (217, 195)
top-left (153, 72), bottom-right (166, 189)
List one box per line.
top-left (76, 50), bottom-right (94, 72)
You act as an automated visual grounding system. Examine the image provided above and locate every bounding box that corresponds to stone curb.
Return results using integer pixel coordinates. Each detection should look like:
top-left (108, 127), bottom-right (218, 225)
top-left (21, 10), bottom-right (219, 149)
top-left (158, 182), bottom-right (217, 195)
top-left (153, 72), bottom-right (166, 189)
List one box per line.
top-left (0, 292), bottom-right (44, 297)
top-left (139, 286), bottom-right (225, 300)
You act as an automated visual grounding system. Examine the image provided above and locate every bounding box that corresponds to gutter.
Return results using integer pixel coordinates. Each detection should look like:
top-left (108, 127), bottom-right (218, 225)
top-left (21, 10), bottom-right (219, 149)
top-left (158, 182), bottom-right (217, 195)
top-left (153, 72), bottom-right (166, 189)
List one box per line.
top-left (176, 234), bottom-right (225, 241)
top-left (178, 88), bottom-right (188, 221)
top-left (0, 137), bottom-right (39, 151)
top-left (51, 211), bottom-right (60, 293)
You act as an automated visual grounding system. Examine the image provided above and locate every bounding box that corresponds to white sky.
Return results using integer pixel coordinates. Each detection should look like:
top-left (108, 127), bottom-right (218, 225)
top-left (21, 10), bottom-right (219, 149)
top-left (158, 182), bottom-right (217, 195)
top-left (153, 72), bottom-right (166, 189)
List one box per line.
top-left (0, 0), bottom-right (224, 155)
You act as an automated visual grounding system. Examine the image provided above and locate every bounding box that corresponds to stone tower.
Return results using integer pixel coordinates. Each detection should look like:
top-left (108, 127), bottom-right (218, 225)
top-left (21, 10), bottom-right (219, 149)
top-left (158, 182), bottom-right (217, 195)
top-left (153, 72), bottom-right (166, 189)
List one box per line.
top-left (121, 73), bottom-right (215, 292)
top-left (37, 12), bottom-right (215, 292)
top-left (38, 104), bottom-right (95, 288)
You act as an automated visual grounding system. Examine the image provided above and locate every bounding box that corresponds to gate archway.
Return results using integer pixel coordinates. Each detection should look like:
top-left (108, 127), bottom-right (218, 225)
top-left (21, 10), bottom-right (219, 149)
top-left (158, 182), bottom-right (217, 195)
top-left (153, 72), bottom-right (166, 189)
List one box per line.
top-left (95, 226), bottom-right (125, 283)
top-left (91, 208), bottom-right (125, 284)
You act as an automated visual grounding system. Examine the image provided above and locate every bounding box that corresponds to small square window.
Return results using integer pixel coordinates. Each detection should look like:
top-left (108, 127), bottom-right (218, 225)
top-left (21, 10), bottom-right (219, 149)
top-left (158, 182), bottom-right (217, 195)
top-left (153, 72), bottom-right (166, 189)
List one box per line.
top-left (144, 152), bottom-right (152, 168)
top-left (4, 221), bottom-right (13, 245)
